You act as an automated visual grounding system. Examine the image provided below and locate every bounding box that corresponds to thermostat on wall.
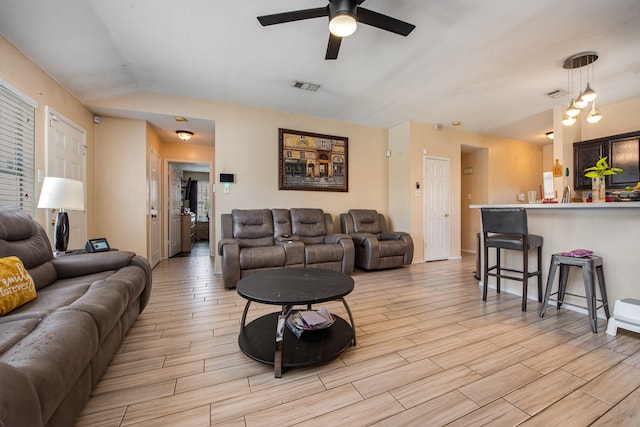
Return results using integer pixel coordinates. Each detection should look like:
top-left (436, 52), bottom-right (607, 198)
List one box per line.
top-left (220, 173), bottom-right (235, 183)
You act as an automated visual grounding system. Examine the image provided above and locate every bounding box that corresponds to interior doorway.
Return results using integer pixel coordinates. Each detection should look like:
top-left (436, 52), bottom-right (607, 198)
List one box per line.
top-left (424, 156), bottom-right (450, 261)
top-left (166, 160), bottom-right (213, 258)
top-left (45, 106), bottom-right (87, 250)
top-left (460, 145), bottom-right (488, 257)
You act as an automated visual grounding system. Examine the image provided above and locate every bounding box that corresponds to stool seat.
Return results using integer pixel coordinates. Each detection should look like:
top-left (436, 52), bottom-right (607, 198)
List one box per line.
top-left (540, 253), bottom-right (610, 333)
top-left (485, 233), bottom-right (543, 251)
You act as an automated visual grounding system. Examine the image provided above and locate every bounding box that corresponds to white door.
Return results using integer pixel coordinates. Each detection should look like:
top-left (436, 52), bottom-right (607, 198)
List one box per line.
top-left (424, 156), bottom-right (450, 261)
top-left (168, 163), bottom-right (182, 257)
top-left (45, 107), bottom-right (87, 250)
top-left (148, 148), bottom-right (161, 267)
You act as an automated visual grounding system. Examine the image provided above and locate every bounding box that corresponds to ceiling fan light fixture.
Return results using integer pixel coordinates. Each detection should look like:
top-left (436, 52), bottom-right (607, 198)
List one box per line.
top-left (329, 13), bottom-right (357, 37)
top-left (176, 130), bottom-right (193, 142)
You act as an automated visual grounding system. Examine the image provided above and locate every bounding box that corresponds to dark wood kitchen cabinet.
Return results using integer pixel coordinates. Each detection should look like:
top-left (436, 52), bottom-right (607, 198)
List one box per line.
top-left (573, 130), bottom-right (640, 190)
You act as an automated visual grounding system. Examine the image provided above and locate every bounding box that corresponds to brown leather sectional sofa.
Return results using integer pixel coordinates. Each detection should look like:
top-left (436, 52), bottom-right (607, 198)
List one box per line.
top-left (0, 207), bottom-right (152, 427)
top-left (217, 208), bottom-right (354, 289)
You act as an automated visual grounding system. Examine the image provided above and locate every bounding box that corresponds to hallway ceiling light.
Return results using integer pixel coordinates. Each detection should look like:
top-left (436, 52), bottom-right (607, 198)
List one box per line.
top-left (176, 130), bottom-right (194, 141)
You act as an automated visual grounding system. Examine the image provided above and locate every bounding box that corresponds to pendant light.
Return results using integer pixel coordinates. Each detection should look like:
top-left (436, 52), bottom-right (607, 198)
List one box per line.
top-left (561, 52), bottom-right (601, 126)
top-left (586, 101), bottom-right (602, 123)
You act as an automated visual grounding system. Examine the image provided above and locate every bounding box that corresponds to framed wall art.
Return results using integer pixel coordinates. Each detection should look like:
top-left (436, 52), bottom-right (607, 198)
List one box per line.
top-left (278, 128), bottom-right (348, 192)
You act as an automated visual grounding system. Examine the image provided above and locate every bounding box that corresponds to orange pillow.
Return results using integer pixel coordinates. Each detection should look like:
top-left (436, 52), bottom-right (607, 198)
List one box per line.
top-left (0, 256), bottom-right (37, 316)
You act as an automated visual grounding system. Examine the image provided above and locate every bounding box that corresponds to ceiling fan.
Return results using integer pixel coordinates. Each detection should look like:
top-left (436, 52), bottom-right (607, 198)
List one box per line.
top-left (257, 0), bottom-right (416, 60)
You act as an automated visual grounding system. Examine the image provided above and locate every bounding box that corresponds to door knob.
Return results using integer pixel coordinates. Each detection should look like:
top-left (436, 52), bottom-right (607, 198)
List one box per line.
top-left (444, 213), bottom-right (449, 217)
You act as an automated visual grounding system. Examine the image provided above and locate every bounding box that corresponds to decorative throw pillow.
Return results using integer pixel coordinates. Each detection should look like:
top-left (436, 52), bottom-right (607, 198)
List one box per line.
top-left (0, 256), bottom-right (37, 316)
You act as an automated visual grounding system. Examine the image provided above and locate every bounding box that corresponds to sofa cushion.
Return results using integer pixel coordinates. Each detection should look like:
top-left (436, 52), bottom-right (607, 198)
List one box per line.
top-left (304, 244), bottom-right (344, 264)
top-left (0, 317), bottom-right (41, 355)
top-left (290, 208), bottom-right (327, 245)
top-left (0, 309), bottom-right (99, 423)
top-left (349, 209), bottom-right (383, 236)
top-left (232, 209), bottom-right (275, 247)
top-left (0, 207), bottom-right (57, 289)
top-left (379, 240), bottom-right (408, 257)
top-left (239, 246), bottom-right (286, 270)
top-left (0, 256), bottom-right (37, 316)
top-left (63, 265), bottom-right (147, 341)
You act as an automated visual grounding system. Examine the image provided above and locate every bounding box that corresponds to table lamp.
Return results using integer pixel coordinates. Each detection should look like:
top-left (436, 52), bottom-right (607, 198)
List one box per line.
top-left (37, 177), bottom-right (85, 253)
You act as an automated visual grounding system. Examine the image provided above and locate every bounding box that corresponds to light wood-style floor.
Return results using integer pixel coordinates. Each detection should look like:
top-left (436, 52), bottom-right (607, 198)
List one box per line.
top-left (75, 252), bottom-right (640, 426)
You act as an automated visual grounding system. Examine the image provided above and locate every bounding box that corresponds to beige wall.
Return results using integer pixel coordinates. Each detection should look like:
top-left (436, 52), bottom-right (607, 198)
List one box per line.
top-left (0, 35), bottom-right (96, 233)
top-left (461, 149), bottom-right (488, 253)
top-left (94, 117), bottom-right (147, 256)
top-left (389, 121), bottom-right (544, 262)
top-left (90, 93), bottom-right (389, 270)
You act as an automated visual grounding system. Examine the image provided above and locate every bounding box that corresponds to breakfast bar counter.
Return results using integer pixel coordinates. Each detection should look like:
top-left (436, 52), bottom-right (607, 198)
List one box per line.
top-left (470, 202), bottom-right (640, 316)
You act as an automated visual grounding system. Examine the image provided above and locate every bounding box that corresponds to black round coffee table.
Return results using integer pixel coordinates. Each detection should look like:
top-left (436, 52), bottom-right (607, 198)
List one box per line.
top-left (236, 268), bottom-right (356, 377)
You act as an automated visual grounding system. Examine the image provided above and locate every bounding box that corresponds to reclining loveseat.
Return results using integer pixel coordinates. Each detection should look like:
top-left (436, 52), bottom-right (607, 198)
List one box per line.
top-left (217, 208), bottom-right (354, 288)
top-left (0, 206), bottom-right (152, 427)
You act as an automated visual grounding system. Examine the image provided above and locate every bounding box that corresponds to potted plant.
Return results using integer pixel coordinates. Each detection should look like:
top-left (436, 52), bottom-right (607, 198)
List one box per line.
top-left (584, 156), bottom-right (623, 202)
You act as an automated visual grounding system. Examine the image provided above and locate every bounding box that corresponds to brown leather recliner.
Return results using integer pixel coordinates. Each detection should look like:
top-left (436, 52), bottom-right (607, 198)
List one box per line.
top-left (218, 209), bottom-right (304, 289)
top-left (274, 208), bottom-right (354, 274)
top-left (340, 209), bottom-right (414, 271)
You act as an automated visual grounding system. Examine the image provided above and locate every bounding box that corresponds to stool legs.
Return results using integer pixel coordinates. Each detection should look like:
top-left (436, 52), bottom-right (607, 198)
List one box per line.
top-left (581, 263), bottom-right (598, 333)
top-left (522, 246), bottom-right (528, 311)
top-left (540, 254), bottom-right (610, 333)
top-left (537, 246), bottom-right (543, 303)
top-left (540, 257), bottom-right (558, 317)
top-left (596, 265), bottom-right (611, 318)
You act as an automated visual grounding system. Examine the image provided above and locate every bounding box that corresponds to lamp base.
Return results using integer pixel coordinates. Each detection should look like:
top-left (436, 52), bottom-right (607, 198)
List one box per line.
top-left (54, 211), bottom-right (69, 253)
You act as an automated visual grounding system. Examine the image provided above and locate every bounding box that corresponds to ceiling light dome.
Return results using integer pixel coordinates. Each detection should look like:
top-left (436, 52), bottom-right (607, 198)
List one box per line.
top-left (176, 130), bottom-right (193, 141)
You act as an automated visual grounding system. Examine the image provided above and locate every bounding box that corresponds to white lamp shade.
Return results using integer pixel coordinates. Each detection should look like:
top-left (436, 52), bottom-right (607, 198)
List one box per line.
top-left (37, 177), bottom-right (85, 210)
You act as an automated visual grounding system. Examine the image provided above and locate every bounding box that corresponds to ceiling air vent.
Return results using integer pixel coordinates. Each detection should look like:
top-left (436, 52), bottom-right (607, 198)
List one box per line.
top-left (546, 89), bottom-right (568, 99)
top-left (294, 81), bottom-right (320, 92)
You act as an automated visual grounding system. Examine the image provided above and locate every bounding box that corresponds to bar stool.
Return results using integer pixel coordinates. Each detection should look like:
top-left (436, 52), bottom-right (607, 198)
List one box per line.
top-left (481, 208), bottom-right (543, 311)
top-left (540, 253), bottom-right (610, 333)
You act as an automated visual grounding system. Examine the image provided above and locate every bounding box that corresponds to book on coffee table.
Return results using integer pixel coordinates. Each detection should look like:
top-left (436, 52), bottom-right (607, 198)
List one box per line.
top-left (286, 308), bottom-right (334, 339)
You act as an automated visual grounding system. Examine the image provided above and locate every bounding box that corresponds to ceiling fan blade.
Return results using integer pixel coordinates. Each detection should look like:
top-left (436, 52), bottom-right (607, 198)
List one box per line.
top-left (257, 7), bottom-right (328, 26)
top-left (325, 33), bottom-right (342, 60)
top-left (356, 7), bottom-right (416, 36)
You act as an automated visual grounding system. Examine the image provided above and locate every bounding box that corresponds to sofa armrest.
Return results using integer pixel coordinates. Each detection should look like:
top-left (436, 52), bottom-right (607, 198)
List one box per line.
top-left (322, 233), bottom-right (351, 245)
top-left (51, 251), bottom-right (135, 279)
top-left (350, 232), bottom-right (375, 247)
top-left (380, 232), bottom-right (409, 241)
top-left (381, 232), bottom-right (414, 265)
top-left (218, 240), bottom-right (240, 289)
top-left (217, 238), bottom-right (239, 256)
top-left (0, 362), bottom-right (43, 427)
top-left (275, 240), bottom-right (304, 266)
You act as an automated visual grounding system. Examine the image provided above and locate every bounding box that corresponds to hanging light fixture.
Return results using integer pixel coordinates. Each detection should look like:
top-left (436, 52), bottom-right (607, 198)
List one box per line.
top-left (328, 0), bottom-right (357, 37)
top-left (587, 101), bottom-right (602, 123)
top-left (176, 130), bottom-right (194, 141)
top-left (561, 52), bottom-right (601, 126)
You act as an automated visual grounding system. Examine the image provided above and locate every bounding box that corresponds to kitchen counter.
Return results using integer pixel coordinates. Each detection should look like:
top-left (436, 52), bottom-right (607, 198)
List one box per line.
top-left (470, 202), bottom-right (640, 317)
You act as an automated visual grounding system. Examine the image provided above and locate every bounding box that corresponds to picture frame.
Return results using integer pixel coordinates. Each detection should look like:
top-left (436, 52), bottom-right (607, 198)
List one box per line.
top-left (278, 128), bottom-right (348, 192)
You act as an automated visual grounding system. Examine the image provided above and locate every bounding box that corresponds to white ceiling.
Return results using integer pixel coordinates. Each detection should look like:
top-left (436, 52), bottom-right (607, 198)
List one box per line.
top-left (1, 0), bottom-right (639, 145)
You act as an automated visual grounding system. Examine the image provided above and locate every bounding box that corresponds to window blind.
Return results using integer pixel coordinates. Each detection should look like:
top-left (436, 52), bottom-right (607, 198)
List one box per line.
top-left (0, 84), bottom-right (35, 212)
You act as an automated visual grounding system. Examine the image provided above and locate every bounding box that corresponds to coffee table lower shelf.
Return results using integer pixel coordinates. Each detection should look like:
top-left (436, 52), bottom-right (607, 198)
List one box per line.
top-left (238, 312), bottom-right (353, 373)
